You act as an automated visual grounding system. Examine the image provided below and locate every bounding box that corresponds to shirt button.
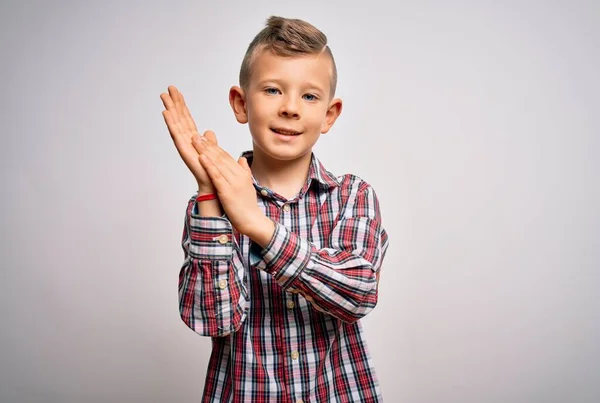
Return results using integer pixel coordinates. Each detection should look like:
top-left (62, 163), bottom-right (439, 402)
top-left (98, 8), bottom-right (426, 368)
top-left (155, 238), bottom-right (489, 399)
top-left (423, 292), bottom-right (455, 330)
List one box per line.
top-left (291, 351), bottom-right (299, 360)
top-left (286, 300), bottom-right (295, 309)
top-left (282, 204), bottom-right (291, 212)
top-left (217, 234), bottom-right (229, 244)
top-left (218, 279), bottom-right (227, 289)
top-left (260, 189), bottom-right (268, 197)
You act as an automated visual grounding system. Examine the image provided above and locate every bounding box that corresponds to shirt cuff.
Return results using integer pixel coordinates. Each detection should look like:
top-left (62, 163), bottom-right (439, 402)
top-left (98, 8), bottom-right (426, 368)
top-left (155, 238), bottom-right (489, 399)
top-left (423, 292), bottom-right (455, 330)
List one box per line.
top-left (255, 222), bottom-right (311, 289)
top-left (188, 215), bottom-right (233, 260)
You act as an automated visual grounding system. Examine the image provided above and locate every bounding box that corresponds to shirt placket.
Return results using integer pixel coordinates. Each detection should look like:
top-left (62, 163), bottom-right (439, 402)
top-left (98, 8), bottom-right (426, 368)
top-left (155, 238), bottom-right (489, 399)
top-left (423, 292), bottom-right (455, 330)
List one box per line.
top-left (278, 200), bottom-right (305, 403)
top-left (256, 184), bottom-right (306, 402)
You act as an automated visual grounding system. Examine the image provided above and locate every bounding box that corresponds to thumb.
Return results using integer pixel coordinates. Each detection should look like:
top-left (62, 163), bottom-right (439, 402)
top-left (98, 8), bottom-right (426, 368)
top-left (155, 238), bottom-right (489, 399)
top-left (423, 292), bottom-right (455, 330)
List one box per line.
top-left (238, 156), bottom-right (252, 174)
top-left (202, 130), bottom-right (218, 145)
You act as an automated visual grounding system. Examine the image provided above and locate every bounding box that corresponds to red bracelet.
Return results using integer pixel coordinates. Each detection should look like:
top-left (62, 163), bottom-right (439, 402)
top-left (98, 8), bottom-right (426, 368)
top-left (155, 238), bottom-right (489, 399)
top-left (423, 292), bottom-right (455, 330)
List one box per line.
top-left (196, 193), bottom-right (217, 202)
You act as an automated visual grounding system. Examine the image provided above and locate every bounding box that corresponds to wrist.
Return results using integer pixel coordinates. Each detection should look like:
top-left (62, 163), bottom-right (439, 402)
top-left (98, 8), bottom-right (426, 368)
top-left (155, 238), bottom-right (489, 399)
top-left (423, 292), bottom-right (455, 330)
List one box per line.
top-left (245, 214), bottom-right (276, 248)
top-left (196, 193), bottom-right (218, 203)
top-left (196, 199), bottom-right (223, 217)
top-left (197, 184), bottom-right (215, 196)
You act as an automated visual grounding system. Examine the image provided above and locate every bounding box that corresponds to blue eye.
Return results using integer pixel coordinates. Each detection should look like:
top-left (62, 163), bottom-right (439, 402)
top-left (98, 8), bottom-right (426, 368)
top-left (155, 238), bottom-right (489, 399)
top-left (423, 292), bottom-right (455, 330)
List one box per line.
top-left (265, 88), bottom-right (280, 95)
top-left (303, 94), bottom-right (318, 101)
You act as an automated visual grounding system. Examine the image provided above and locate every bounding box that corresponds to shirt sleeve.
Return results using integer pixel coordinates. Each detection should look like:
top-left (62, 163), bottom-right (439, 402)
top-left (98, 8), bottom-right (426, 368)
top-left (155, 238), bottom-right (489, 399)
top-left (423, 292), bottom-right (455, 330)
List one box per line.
top-left (252, 184), bottom-right (389, 323)
top-left (178, 195), bottom-right (249, 337)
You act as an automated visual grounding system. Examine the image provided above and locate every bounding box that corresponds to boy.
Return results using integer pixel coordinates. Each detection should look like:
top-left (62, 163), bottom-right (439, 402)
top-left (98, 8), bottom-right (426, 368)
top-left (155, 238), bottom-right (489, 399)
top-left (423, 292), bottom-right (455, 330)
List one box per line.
top-left (161, 16), bottom-right (389, 403)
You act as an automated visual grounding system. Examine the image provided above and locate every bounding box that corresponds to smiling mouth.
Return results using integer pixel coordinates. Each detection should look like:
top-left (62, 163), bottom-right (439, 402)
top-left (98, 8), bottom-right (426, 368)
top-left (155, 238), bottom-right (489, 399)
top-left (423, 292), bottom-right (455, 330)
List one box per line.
top-left (271, 128), bottom-right (302, 136)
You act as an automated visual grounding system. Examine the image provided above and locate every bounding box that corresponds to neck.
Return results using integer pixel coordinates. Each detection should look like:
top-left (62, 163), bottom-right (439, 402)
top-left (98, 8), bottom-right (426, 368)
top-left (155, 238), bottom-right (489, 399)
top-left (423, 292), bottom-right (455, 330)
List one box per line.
top-left (250, 147), bottom-right (312, 200)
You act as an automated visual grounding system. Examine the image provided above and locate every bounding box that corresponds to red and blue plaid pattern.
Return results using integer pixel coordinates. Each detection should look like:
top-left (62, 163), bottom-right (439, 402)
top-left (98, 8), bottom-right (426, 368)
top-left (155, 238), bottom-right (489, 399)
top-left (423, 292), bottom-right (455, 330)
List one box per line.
top-left (179, 151), bottom-right (389, 402)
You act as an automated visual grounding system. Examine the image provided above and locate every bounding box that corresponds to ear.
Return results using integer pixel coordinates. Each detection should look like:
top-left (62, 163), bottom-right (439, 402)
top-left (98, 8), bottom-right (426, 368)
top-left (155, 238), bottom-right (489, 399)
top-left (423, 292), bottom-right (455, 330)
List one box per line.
top-left (229, 86), bottom-right (248, 124)
top-left (321, 98), bottom-right (343, 134)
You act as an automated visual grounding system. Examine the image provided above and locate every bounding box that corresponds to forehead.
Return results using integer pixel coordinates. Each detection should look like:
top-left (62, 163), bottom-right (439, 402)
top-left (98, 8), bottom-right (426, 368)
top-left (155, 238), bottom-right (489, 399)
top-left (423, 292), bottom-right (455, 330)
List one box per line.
top-left (249, 49), bottom-right (333, 90)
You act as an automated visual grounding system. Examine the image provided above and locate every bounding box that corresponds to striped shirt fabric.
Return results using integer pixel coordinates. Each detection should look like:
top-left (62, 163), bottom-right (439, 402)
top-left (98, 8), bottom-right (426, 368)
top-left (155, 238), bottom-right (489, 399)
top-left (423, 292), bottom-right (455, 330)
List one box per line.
top-left (179, 150), bottom-right (389, 402)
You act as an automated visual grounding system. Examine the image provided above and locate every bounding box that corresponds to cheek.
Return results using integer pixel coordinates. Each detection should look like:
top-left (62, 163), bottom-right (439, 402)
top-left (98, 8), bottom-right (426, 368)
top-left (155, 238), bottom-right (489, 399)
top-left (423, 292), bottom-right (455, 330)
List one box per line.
top-left (247, 107), bottom-right (269, 136)
top-left (246, 105), bottom-right (265, 126)
top-left (248, 100), bottom-right (274, 121)
top-left (306, 109), bottom-right (328, 130)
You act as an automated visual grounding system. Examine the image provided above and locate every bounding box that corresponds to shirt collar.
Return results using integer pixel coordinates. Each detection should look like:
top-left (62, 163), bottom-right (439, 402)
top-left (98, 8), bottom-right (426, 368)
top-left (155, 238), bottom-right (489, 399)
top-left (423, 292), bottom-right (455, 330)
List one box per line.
top-left (240, 150), bottom-right (340, 190)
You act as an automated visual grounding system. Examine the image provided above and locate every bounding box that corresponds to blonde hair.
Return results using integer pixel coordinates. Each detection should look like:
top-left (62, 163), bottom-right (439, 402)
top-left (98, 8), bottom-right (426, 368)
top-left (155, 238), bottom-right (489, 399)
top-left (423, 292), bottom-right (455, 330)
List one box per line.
top-left (239, 16), bottom-right (337, 98)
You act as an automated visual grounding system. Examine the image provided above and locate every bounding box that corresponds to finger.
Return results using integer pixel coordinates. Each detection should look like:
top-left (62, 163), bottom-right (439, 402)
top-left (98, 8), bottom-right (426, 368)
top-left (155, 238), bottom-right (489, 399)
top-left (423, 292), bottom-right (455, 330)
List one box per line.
top-left (198, 154), bottom-right (229, 192)
top-left (238, 156), bottom-right (252, 175)
top-left (169, 87), bottom-right (189, 134)
top-left (162, 110), bottom-right (182, 137)
top-left (201, 140), bottom-right (238, 169)
top-left (162, 109), bottom-right (185, 138)
top-left (181, 106), bottom-right (198, 135)
top-left (168, 87), bottom-right (201, 141)
top-left (161, 90), bottom-right (182, 127)
top-left (164, 88), bottom-right (191, 136)
top-left (162, 110), bottom-right (176, 137)
top-left (203, 130), bottom-right (218, 145)
top-left (160, 92), bottom-right (176, 111)
top-left (169, 86), bottom-right (183, 114)
top-left (177, 91), bottom-right (200, 135)
top-left (197, 140), bottom-right (239, 180)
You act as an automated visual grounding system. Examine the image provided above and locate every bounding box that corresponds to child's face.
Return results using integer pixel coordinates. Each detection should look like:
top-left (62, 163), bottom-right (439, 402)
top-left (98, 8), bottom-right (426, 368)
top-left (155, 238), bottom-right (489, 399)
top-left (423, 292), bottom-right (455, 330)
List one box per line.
top-left (234, 49), bottom-right (341, 162)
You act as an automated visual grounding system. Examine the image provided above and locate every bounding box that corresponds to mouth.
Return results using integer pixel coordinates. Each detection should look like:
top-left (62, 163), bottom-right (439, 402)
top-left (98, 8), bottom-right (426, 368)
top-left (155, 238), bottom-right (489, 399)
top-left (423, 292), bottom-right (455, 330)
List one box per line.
top-left (271, 127), bottom-right (302, 136)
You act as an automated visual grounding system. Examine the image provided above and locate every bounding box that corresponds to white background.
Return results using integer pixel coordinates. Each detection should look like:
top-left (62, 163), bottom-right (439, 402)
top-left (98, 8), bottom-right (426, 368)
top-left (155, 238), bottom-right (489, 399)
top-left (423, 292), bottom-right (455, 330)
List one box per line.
top-left (1, 1), bottom-right (598, 402)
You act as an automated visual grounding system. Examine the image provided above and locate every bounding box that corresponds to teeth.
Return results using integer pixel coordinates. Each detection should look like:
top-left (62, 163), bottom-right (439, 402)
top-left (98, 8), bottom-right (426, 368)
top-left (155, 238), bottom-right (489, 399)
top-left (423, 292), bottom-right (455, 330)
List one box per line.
top-left (273, 129), bottom-right (299, 135)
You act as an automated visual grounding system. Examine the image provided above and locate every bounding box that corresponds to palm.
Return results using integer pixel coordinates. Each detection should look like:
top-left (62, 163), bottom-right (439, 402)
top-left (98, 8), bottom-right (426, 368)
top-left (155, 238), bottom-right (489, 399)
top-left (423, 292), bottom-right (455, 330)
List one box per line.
top-left (160, 85), bottom-right (216, 188)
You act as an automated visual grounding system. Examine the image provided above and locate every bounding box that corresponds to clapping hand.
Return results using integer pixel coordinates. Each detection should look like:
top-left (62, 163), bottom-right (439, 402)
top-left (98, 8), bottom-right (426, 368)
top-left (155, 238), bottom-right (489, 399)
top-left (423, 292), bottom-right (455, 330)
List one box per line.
top-left (160, 85), bottom-right (218, 194)
top-left (193, 137), bottom-right (274, 243)
top-left (160, 85), bottom-right (274, 243)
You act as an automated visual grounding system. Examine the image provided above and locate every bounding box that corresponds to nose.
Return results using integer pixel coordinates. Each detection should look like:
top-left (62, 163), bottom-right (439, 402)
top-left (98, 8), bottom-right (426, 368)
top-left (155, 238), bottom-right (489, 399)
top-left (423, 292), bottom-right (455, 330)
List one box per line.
top-left (279, 95), bottom-right (300, 119)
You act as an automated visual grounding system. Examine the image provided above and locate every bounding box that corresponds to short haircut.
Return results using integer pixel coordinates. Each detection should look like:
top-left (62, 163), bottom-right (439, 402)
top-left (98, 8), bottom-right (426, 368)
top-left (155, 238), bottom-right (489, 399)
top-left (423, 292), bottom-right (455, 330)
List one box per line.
top-left (239, 16), bottom-right (338, 98)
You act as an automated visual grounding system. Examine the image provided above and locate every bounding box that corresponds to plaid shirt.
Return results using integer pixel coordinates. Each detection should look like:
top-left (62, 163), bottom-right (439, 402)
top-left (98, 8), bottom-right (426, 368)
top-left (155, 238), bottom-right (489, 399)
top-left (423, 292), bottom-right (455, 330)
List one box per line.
top-left (179, 150), bottom-right (389, 402)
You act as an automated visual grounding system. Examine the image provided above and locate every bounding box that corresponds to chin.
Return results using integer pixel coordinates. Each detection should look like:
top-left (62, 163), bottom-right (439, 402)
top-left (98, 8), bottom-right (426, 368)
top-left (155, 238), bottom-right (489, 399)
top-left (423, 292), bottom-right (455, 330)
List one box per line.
top-left (254, 141), bottom-right (312, 162)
